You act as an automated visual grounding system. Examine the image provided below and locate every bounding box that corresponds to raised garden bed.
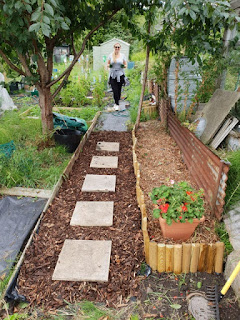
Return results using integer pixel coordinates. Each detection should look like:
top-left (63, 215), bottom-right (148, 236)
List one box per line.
top-left (133, 120), bottom-right (225, 274)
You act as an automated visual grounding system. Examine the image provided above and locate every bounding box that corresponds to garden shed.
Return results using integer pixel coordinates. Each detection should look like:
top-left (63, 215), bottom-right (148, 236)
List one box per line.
top-left (53, 44), bottom-right (70, 63)
top-left (93, 38), bottom-right (130, 71)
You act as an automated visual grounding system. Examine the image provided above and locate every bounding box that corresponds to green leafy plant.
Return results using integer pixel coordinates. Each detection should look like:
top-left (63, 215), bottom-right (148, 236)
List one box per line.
top-left (149, 181), bottom-right (205, 225)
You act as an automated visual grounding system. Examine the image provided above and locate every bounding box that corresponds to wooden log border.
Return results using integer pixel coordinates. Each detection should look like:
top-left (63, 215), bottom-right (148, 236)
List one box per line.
top-left (142, 105), bottom-right (158, 117)
top-left (132, 124), bottom-right (225, 274)
top-left (1, 111), bottom-right (101, 301)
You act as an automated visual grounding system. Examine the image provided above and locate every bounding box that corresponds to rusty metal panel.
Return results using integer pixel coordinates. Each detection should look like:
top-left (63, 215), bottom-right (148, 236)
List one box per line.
top-left (167, 110), bottom-right (229, 220)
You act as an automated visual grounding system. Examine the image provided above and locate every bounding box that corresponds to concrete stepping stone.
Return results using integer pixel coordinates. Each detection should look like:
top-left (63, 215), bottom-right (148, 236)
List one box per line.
top-left (82, 174), bottom-right (116, 192)
top-left (96, 141), bottom-right (119, 152)
top-left (70, 201), bottom-right (114, 226)
top-left (52, 239), bottom-right (112, 282)
top-left (90, 156), bottom-right (118, 168)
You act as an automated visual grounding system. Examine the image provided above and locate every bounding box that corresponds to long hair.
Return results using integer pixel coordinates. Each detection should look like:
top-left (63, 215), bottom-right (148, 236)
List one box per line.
top-left (113, 43), bottom-right (121, 63)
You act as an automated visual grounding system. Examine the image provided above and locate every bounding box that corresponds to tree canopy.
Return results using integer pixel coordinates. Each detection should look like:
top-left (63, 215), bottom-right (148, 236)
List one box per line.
top-left (0, 0), bottom-right (239, 134)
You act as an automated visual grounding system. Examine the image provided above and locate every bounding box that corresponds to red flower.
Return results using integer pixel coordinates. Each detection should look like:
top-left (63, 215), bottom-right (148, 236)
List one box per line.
top-left (181, 205), bottom-right (188, 212)
top-left (190, 196), bottom-right (196, 201)
top-left (186, 191), bottom-right (193, 195)
top-left (179, 216), bottom-right (182, 220)
top-left (160, 203), bottom-right (169, 213)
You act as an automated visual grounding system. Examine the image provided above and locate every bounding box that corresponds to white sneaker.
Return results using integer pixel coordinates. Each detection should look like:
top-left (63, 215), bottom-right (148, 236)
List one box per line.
top-left (114, 104), bottom-right (120, 111)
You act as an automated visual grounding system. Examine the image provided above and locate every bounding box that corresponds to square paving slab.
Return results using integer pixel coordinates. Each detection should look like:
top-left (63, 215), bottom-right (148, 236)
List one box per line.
top-left (90, 156), bottom-right (118, 168)
top-left (82, 174), bottom-right (116, 192)
top-left (96, 141), bottom-right (119, 152)
top-left (52, 240), bottom-right (112, 282)
top-left (70, 201), bottom-right (114, 226)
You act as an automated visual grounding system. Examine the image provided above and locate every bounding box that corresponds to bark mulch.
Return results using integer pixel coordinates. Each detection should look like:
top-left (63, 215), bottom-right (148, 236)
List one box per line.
top-left (18, 131), bottom-right (144, 310)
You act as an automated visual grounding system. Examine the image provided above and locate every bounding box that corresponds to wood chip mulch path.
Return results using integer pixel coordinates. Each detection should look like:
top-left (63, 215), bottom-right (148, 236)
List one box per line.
top-left (18, 131), bottom-right (144, 310)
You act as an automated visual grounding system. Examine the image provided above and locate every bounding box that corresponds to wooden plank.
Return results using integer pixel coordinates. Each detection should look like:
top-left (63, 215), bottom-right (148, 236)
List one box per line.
top-left (173, 244), bottom-right (182, 274)
top-left (198, 243), bottom-right (208, 272)
top-left (182, 243), bottom-right (191, 273)
top-left (141, 203), bottom-right (147, 219)
top-left (206, 243), bottom-right (216, 274)
top-left (0, 187), bottom-right (52, 199)
top-left (53, 106), bottom-right (83, 111)
top-left (142, 217), bottom-right (147, 231)
top-left (143, 230), bottom-right (150, 265)
top-left (215, 242), bottom-right (224, 274)
top-left (210, 117), bottom-right (239, 149)
top-left (166, 245), bottom-right (174, 272)
top-left (157, 244), bottom-right (166, 273)
top-left (149, 242), bottom-right (158, 271)
top-left (190, 244), bottom-right (200, 273)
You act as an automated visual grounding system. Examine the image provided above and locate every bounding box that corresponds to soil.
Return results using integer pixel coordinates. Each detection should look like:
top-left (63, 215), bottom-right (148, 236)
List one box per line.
top-left (14, 123), bottom-right (240, 319)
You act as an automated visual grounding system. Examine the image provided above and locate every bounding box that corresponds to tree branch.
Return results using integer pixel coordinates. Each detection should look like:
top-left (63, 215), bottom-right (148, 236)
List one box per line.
top-left (52, 69), bottom-right (71, 99)
top-left (47, 8), bottom-right (120, 88)
top-left (70, 33), bottom-right (77, 57)
top-left (18, 53), bottom-right (33, 77)
top-left (0, 48), bottom-right (27, 76)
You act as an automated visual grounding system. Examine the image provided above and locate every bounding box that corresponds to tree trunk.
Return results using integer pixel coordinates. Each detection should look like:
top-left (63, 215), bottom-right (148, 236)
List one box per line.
top-left (38, 86), bottom-right (54, 135)
top-left (135, 20), bottom-right (151, 129)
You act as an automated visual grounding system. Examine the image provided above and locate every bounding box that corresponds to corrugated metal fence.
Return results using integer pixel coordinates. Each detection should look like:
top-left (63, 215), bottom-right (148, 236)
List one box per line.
top-left (159, 98), bottom-right (229, 220)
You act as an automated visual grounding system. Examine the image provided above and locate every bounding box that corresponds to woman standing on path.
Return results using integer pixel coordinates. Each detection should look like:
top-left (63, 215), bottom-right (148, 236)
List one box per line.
top-left (107, 43), bottom-right (127, 111)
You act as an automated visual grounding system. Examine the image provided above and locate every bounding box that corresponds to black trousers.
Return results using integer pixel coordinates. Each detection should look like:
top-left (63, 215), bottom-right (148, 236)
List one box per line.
top-left (109, 75), bottom-right (124, 105)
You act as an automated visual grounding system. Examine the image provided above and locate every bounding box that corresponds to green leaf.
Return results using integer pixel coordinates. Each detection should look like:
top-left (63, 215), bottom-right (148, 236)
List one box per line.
top-left (61, 22), bottom-right (69, 30)
top-left (18, 301), bottom-right (29, 309)
top-left (43, 15), bottom-right (50, 24)
top-left (32, 54), bottom-right (38, 62)
top-left (29, 22), bottom-right (40, 33)
top-left (15, 1), bottom-right (22, 10)
top-left (44, 3), bottom-right (54, 16)
top-left (166, 217), bottom-right (172, 225)
top-left (31, 11), bottom-right (41, 21)
top-left (3, 4), bottom-right (8, 12)
top-left (178, 7), bottom-right (186, 16)
top-left (41, 23), bottom-right (51, 37)
top-left (197, 281), bottom-right (202, 289)
top-left (170, 304), bottom-right (182, 309)
top-left (49, 0), bottom-right (58, 7)
top-left (153, 208), bottom-right (160, 218)
top-left (189, 10), bottom-right (197, 21)
top-left (26, 4), bottom-right (32, 13)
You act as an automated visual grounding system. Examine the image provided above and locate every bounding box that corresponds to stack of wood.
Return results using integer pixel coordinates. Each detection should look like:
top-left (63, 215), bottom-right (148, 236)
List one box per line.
top-left (142, 99), bottom-right (157, 117)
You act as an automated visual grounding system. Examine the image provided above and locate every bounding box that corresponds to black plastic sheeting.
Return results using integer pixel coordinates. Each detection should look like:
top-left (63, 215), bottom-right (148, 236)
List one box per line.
top-left (0, 196), bottom-right (47, 277)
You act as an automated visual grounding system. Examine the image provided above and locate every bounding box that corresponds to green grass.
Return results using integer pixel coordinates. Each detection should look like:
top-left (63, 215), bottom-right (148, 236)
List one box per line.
top-left (225, 70), bottom-right (239, 91)
top-left (223, 149), bottom-right (240, 210)
top-left (0, 105), bottom-right (71, 189)
top-left (59, 106), bottom-right (101, 121)
top-left (215, 221), bottom-right (233, 258)
top-left (0, 65), bottom-right (108, 189)
top-left (125, 68), bottom-right (156, 123)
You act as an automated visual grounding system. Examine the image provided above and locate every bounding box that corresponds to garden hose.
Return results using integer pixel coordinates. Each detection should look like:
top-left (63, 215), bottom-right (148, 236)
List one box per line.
top-left (112, 109), bottom-right (129, 117)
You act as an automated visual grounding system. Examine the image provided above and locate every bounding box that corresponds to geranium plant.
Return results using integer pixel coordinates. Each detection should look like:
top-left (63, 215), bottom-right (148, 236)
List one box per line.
top-left (149, 181), bottom-right (205, 225)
